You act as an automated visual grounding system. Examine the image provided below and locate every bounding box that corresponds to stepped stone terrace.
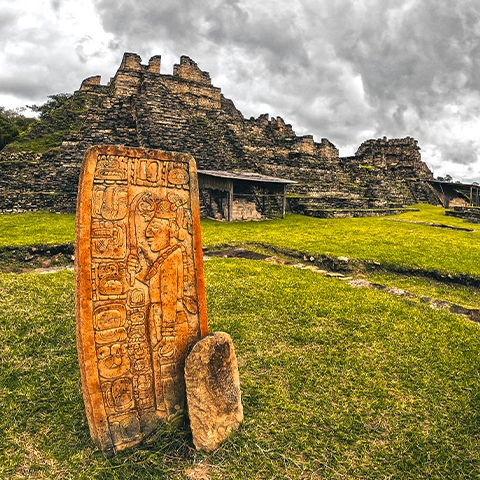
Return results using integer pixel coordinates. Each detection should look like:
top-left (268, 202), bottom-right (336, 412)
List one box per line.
top-left (0, 52), bottom-right (441, 216)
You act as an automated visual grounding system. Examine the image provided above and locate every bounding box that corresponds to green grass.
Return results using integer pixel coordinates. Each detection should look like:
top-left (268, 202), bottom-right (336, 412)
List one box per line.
top-left (0, 212), bottom-right (75, 247)
top-left (4, 134), bottom-right (65, 153)
top-left (367, 272), bottom-right (480, 309)
top-left (1, 204), bottom-right (477, 276)
top-left (206, 260), bottom-right (480, 479)
top-left (1, 204), bottom-right (480, 477)
top-left (1, 261), bottom-right (479, 478)
top-left (390, 204), bottom-right (469, 224)
top-left (201, 204), bottom-right (480, 277)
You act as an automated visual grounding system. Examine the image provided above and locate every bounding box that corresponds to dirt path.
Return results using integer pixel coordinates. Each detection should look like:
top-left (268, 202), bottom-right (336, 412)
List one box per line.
top-left (3, 244), bottom-right (479, 322)
top-left (205, 247), bottom-right (480, 323)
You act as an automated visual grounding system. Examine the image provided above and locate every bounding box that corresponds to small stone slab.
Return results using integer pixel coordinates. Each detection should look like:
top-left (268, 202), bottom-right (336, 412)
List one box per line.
top-left (75, 145), bottom-right (209, 456)
top-left (185, 332), bottom-right (243, 451)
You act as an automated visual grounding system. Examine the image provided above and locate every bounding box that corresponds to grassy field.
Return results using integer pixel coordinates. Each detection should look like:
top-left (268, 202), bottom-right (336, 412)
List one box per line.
top-left (0, 205), bottom-right (479, 478)
top-left (2, 204), bottom-right (478, 305)
top-left (0, 212), bottom-right (75, 247)
top-left (2, 204), bottom-right (477, 276)
top-left (200, 205), bottom-right (480, 277)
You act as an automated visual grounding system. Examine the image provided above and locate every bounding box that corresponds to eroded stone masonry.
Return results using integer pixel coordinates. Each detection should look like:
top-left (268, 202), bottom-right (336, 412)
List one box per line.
top-left (0, 53), bottom-right (440, 214)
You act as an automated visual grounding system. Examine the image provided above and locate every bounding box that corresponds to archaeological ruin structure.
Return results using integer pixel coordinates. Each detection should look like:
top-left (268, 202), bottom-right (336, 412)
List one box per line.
top-left (0, 52), bottom-right (441, 217)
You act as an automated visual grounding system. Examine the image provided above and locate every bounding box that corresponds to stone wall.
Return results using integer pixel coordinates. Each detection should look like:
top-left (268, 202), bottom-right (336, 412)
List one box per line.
top-left (0, 52), bottom-right (440, 214)
top-left (0, 151), bottom-right (79, 213)
top-left (446, 206), bottom-right (480, 223)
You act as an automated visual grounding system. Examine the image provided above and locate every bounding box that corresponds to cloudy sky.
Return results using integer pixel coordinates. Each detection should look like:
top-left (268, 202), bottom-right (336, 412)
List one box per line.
top-left (1, 0), bottom-right (480, 182)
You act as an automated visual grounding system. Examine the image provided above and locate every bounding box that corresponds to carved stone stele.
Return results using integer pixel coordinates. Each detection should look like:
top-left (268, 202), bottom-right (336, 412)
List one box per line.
top-left (75, 145), bottom-right (209, 457)
top-left (185, 332), bottom-right (243, 451)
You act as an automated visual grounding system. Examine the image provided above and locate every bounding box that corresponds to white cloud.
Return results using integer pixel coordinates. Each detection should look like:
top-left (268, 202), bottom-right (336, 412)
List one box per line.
top-left (0, 0), bottom-right (117, 107)
top-left (0, 0), bottom-right (479, 181)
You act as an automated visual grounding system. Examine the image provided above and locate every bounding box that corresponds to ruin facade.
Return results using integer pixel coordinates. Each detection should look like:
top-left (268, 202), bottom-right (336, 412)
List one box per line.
top-left (0, 53), bottom-right (440, 214)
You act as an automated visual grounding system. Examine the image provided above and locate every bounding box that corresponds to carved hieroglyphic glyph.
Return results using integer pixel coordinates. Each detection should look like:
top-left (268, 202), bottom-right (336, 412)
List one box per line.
top-left (75, 146), bottom-right (209, 456)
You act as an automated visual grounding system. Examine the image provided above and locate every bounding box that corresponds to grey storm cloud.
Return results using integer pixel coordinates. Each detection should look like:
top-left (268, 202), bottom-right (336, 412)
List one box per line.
top-left (50, 0), bottom-right (61, 12)
top-left (92, 0), bottom-right (311, 71)
top-left (0, 8), bottom-right (16, 32)
top-left (1, 0), bottom-right (480, 180)
top-left (327, 0), bottom-right (480, 117)
top-left (441, 140), bottom-right (479, 166)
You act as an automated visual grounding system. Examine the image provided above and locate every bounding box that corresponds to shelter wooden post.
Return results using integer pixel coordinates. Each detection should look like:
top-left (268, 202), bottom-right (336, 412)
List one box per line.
top-left (228, 182), bottom-right (233, 222)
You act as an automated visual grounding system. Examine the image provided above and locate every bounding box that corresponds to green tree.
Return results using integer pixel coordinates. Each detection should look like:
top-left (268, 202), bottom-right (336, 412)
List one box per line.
top-left (28, 93), bottom-right (73, 119)
top-left (0, 107), bottom-right (37, 150)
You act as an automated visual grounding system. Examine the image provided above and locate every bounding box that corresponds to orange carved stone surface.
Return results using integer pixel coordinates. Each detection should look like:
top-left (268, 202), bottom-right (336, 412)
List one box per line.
top-left (75, 145), bottom-right (209, 456)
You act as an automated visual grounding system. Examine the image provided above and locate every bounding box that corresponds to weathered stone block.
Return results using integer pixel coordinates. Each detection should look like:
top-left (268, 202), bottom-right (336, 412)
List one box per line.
top-left (185, 332), bottom-right (243, 451)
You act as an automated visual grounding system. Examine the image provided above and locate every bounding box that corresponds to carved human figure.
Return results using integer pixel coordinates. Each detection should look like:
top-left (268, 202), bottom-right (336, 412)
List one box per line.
top-left (128, 196), bottom-right (189, 423)
top-left (77, 146), bottom-right (208, 456)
